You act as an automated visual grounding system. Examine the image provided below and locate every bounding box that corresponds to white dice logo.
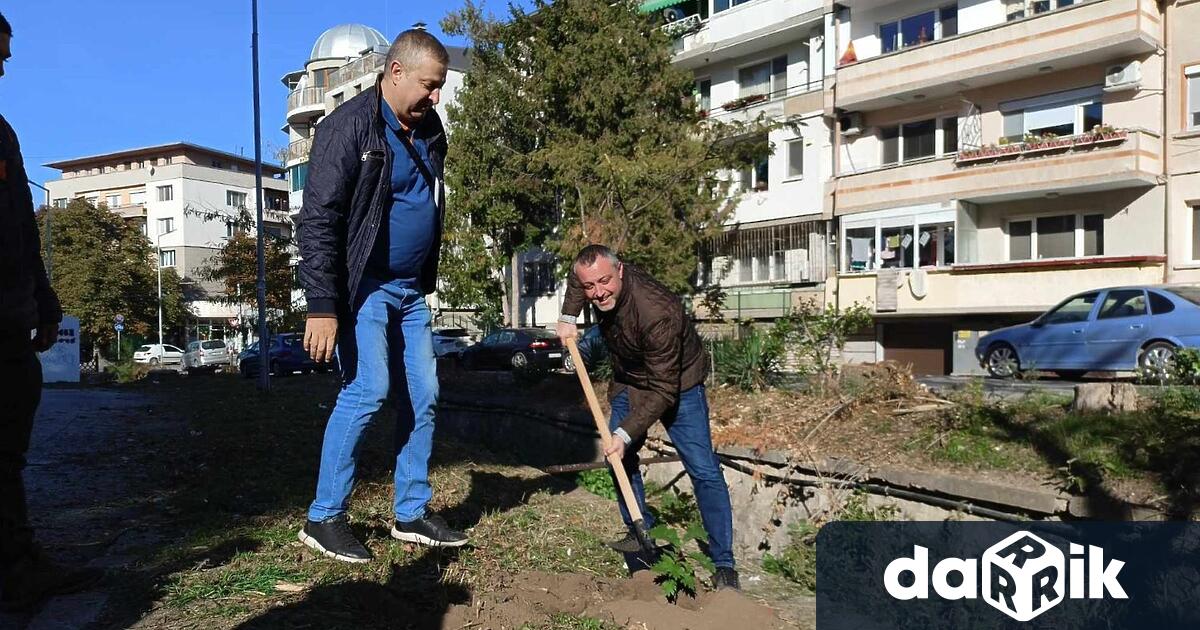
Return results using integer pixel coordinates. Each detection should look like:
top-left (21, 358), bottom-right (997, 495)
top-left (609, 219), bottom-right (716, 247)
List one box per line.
top-left (982, 531), bottom-right (1065, 621)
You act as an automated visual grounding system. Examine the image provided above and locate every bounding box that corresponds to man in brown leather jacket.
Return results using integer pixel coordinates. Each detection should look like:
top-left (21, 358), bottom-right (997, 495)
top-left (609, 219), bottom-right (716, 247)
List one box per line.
top-left (557, 244), bottom-right (738, 590)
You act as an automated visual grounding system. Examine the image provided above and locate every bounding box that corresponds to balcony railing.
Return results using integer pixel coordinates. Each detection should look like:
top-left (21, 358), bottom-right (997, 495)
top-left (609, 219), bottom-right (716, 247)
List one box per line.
top-left (702, 80), bottom-right (823, 121)
top-left (328, 52), bottom-right (384, 89)
top-left (662, 14), bottom-right (703, 39)
top-left (287, 86), bottom-right (326, 112)
top-left (955, 128), bottom-right (1128, 165)
top-left (287, 137), bottom-right (313, 162)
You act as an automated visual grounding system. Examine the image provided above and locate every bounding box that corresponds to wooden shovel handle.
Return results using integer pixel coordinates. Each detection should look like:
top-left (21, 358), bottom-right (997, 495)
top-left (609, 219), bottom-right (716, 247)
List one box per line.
top-left (564, 336), bottom-right (646, 523)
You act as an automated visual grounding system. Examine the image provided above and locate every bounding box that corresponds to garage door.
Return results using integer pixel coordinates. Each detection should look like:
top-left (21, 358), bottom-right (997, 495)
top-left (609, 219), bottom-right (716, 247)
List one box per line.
top-left (883, 323), bottom-right (951, 376)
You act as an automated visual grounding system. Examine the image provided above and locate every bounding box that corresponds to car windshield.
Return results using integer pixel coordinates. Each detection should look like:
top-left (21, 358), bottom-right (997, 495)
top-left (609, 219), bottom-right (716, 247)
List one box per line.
top-left (1166, 287), bottom-right (1200, 307)
top-left (527, 329), bottom-right (557, 340)
top-left (201, 341), bottom-right (225, 350)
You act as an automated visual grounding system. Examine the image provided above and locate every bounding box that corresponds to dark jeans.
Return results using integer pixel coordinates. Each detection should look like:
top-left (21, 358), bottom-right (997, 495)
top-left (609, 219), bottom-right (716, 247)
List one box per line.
top-left (609, 384), bottom-right (735, 569)
top-left (0, 338), bottom-right (41, 571)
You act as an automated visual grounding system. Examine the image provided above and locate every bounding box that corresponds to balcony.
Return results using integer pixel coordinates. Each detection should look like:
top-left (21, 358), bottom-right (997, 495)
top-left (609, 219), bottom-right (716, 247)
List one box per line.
top-left (704, 80), bottom-right (823, 122)
top-left (328, 52), bottom-right (384, 89)
top-left (834, 128), bottom-right (1160, 215)
top-left (286, 86), bottom-right (326, 124)
top-left (110, 203), bottom-right (147, 220)
top-left (670, 0), bottom-right (823, 70)
top-left (834, 255), bottom-right (1166, 316)
top-left (836, 0), bottom-right (1161, 111)
top-left (287, 137), bottom-right (313, 163)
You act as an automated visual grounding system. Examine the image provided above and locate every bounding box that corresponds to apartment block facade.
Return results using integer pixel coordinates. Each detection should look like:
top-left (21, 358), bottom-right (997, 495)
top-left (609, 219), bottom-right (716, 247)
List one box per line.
top-left (43, 143), bottom-right (291, 344)
top-left (659, 0), bottom-right (1200, 374)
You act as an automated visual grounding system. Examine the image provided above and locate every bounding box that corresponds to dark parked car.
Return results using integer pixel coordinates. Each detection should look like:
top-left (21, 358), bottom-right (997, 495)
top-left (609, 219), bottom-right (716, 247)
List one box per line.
top-left (976, 285), bottom-right (1200, 380)
top-left (460, 328), bottom-right (565, 371)
top-left (562, 325), bottom-right (608, 373)
top-left (238, 333), bottom-right (330, 378)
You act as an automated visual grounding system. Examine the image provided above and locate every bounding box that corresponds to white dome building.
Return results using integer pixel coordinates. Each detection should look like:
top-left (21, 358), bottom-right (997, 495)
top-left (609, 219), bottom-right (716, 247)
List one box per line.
top-left (309, 23), bottom-right (389, 63)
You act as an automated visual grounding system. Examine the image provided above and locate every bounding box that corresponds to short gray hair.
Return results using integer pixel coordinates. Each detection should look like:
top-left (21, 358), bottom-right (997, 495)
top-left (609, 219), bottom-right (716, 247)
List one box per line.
top-left (573, 244), bottom-right (621, 270)
top-left (385, 29), bottom-right (449, 71)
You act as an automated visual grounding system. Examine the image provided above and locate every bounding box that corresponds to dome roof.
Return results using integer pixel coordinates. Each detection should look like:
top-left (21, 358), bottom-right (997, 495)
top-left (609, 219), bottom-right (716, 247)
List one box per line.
top-left (309, 24), bottom-right (388, 62)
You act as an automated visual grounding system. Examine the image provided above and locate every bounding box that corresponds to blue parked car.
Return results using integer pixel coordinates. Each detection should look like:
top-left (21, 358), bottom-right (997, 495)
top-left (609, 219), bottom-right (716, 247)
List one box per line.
top-left (238, 333), bottom-right (331, 378)
top-left (976, 285), bottom-right (1200, 380)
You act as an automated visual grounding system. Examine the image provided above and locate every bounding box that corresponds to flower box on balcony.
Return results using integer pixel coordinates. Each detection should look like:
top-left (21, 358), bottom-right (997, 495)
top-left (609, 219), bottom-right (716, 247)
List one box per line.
top-left (1022, 137), bottom-right (1075, 154)
top-left (956, 144), bottom-right (1021, 163)
top-left (1091, 130), bottom-right (1128, 144)
top-left (722, 93), bottom-right (768, 112)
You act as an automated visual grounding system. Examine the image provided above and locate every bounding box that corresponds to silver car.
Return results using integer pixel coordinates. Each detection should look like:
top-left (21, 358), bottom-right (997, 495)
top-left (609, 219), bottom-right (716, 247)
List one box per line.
top-left (183, 340), bottom-right (232, 371)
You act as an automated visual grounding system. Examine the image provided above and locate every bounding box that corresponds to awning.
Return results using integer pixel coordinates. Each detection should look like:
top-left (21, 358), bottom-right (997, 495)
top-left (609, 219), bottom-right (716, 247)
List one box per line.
top-left (638, 0), bottom-right (690, 14)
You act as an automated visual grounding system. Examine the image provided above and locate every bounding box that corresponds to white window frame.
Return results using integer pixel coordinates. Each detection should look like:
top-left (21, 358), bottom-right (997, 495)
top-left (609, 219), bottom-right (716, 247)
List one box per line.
top-left (157, 185), bottom-right (174, 202)
top-left (1005, 211), bottom-right (1105, 261)
top-left (1186, 65), bottom-right (1200, 131)
top-left (1000, 86), bottom-right (1103, 140)
top-left (1190, 202), bottom-right (1200, 262)
top-left (785, 137), bottom-right (804, 181)
top-left (52, 198), bottom-right (67, 208)
top-left (696, 76), bottom-right (712, 114)
top-left (227, 190), bottom-right (248, 208)
top-left (736, 54), bottom-right (787, 100)
top-left (159, 249), bottom-right (177, 268)
top-left (130, 190), bottom-right (146, 206)
top-left (878, 9), bottom-right (941, 54)
top-left (841, 205), bottom-right (957, 273)
top-left (105, 194), bottom-right (120, 208)
top-left (157, 217), bottom-right (175, 236)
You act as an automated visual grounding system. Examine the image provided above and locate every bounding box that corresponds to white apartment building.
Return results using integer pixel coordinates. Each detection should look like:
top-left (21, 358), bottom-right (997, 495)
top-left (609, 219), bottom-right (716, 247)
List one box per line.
top-left (44, 143), bottom-right (291, 346)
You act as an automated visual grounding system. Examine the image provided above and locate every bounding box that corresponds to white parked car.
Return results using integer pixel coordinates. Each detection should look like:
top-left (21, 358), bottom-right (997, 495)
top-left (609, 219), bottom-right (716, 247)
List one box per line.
top-left (133, 344), bottom-right (184, 365)
top-left (432, 327), bottom-right (474, 358)
top-left (183, 340), bottom-right (232, 371)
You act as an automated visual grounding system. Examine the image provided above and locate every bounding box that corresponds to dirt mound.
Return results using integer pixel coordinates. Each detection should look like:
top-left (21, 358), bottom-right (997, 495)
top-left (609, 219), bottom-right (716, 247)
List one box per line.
top-left (442, 570), bottom-right (789, 630)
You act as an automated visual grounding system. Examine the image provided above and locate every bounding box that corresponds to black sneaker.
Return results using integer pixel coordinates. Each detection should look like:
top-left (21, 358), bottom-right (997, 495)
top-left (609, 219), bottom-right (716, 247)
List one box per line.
top-left (298, 515), bottom-right (373, 563)
top-left (391, 514), bottom-right (468, 548)
top-left (607, 531), bottom-right (645, 554)
top-left (713, 567), bottom-right (740, 591)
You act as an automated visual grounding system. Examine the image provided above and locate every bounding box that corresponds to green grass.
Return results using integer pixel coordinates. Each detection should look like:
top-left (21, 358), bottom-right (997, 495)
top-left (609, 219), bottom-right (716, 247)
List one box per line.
top-left (166, 562), bottom-right (309, 607)
top-left (521, 614), bottom-right (622, 630)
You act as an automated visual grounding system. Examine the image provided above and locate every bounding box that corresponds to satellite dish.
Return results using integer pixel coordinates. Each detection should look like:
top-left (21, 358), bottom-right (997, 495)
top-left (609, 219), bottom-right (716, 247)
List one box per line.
top-left (909, 269), bottom-right (928, 299)
top-left (662, 7), bottom-right (686, 22)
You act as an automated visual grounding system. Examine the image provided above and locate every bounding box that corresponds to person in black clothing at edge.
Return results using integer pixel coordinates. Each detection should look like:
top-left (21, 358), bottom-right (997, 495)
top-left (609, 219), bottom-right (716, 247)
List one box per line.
top-left (0, 10), bottom-right (103, 612)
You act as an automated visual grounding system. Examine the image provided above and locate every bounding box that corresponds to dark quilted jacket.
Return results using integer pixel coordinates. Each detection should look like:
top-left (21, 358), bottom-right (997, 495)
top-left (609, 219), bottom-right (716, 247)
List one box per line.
top-left (563, 264), bottom-right (709, 440)
top-left (298, 80), bottom-right (447, 317)
top-left (0, 114), bottom-right (61, 333)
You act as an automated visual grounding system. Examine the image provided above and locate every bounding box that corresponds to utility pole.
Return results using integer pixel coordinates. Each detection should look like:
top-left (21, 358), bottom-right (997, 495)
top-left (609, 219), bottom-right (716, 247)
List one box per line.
top-left (251, 0), bottom-right (270, 391)
top-left (29, 181), bottom-right (52, 282)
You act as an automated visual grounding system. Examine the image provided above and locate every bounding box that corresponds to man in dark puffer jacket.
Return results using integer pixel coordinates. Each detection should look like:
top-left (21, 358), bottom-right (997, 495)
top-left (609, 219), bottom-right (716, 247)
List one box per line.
top-left (297, 29), bottom-right (466, 563)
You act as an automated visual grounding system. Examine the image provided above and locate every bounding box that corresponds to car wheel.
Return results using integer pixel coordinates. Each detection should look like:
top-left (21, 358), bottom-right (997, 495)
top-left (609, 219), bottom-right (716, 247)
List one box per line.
top-left (510, 352), bottom-right (529, 370)
top-left (985, 344), bottom-right (1020, 379)
top-left (1138, 342), bottom-right (1176, 382)
top-left (562, 352), bottom-right (576, 374)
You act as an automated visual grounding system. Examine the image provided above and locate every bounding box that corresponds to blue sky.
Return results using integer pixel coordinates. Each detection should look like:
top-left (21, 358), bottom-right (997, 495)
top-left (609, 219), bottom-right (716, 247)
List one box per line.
top-left (3, 0), bottom-right (503, 201)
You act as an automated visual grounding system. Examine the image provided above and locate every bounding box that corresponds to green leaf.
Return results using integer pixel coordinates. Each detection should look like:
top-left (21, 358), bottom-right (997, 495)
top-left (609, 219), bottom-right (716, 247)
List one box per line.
top-left (648, 525), bottom-right (682, 549)
top-left (684, 521), bottom-right (708, 544)
top-left (688, 551), bottom-right (716, 574)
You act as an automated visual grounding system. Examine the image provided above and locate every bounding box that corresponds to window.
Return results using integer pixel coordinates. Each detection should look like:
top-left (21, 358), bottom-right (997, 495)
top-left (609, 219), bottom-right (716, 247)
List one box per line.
top-left (1149, 291), bottom-right (1175, 315)
top-left (713, 0), bottom-right (753, 14)
top-left (157, 217), bottom-right (175, 235)
top-left (942, 117), bottom-right (958, 154)
top-left (106, 194), bottom-right (120, 208)
top-left (786, 139), bottom-right (804, 179)
top-left (264, 225), bottom-right (285, 240)
top-left (1188, 67), bottom-right (1200, 130)
top-left (697, 78), bottom-right (711, 113)
top-left (880, 119), bottom-right (937, 165)
top-left (227, 190), bottom-right (248, 208)
top-left (130, 190), bottom-right (146, 205)
top-left (226, 222), bottom-right (235, 238)
top-left (85, 196), bottom-right (98, 206)
top-left (159, 249), bottom-right (176, 267)
top-left (843, 209), bottom-right (955, 272)
top-left (940, 4), bottom-right (958, 37)
top-left (1001, 87), bottom-right (1102, 141)
top-left (880, 22), bottom-right (899, 54)
top-left (52, 198), bottom-right (67, 208)
top-left (738, 55), bottom-right (786, 99)
top-left (1098, 290), bottom-right (1147, 319)
top-left (880, 10), bottom-right (943, 53)
top-left (1008, 212), bottom-right (1104, 260)
top-left (522, 261), bottom-right (558, 296)
top-left (918, 222), bottom-right (955, 267)
top-left (290, 163), bottom-right (309, 192)
top-left (1042, 292), bottom-right (1099, 325)
top-left (157, 185), bottom-right (173, 202)
top-left (333, 93), bottom-right (344, 108)
top-left (1193, 205), bottom-right (1200, 261)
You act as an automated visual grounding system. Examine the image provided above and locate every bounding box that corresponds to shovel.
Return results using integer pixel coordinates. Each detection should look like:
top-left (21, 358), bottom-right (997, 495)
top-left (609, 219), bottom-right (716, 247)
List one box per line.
top-left (564, 336), bottom-right (658, 557)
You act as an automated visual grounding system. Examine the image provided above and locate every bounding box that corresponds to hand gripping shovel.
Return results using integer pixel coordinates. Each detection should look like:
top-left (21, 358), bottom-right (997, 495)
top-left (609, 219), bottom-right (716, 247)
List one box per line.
top-left (564, 336), bottom-right (658, 557)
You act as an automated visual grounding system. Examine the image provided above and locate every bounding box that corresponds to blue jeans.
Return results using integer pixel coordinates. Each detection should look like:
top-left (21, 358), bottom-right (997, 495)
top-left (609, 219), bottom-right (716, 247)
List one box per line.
top-left (609, 384), bottom-right (735, 569)
top-left (308, 283), bottom-right (438, 523)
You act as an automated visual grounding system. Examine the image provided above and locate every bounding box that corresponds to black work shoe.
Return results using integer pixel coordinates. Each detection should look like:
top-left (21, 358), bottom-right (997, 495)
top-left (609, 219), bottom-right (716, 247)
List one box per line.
top-left (0, 551), bottom-right (104, 612)
top-left (299, 515), bottom-right (373, 563)
top-left (713, 567), bottom-right (740, 591)
top-left (391, 514), bottom-right (468, 548)
top-left (607, 531), bottom-right (645, 554)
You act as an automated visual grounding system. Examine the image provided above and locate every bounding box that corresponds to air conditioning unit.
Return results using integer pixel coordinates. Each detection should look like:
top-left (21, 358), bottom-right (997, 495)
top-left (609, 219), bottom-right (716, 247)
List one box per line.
top-left (840, 112), bottom-right (863, 136)
top-left (1104, 61), bottom-right (1141, 92)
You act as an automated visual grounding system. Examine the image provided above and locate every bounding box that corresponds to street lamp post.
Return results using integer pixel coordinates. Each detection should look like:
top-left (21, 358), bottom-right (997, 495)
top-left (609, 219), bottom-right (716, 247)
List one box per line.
top-left (29, 181), bottom-right (52, 282)
top-left (156, 219), bottom-right (175, 347)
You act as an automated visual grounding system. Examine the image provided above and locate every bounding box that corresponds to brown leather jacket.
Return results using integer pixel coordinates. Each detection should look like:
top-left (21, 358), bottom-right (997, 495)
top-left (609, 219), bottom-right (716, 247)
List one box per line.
top-left (563, 264), bottom-right (708, 440)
